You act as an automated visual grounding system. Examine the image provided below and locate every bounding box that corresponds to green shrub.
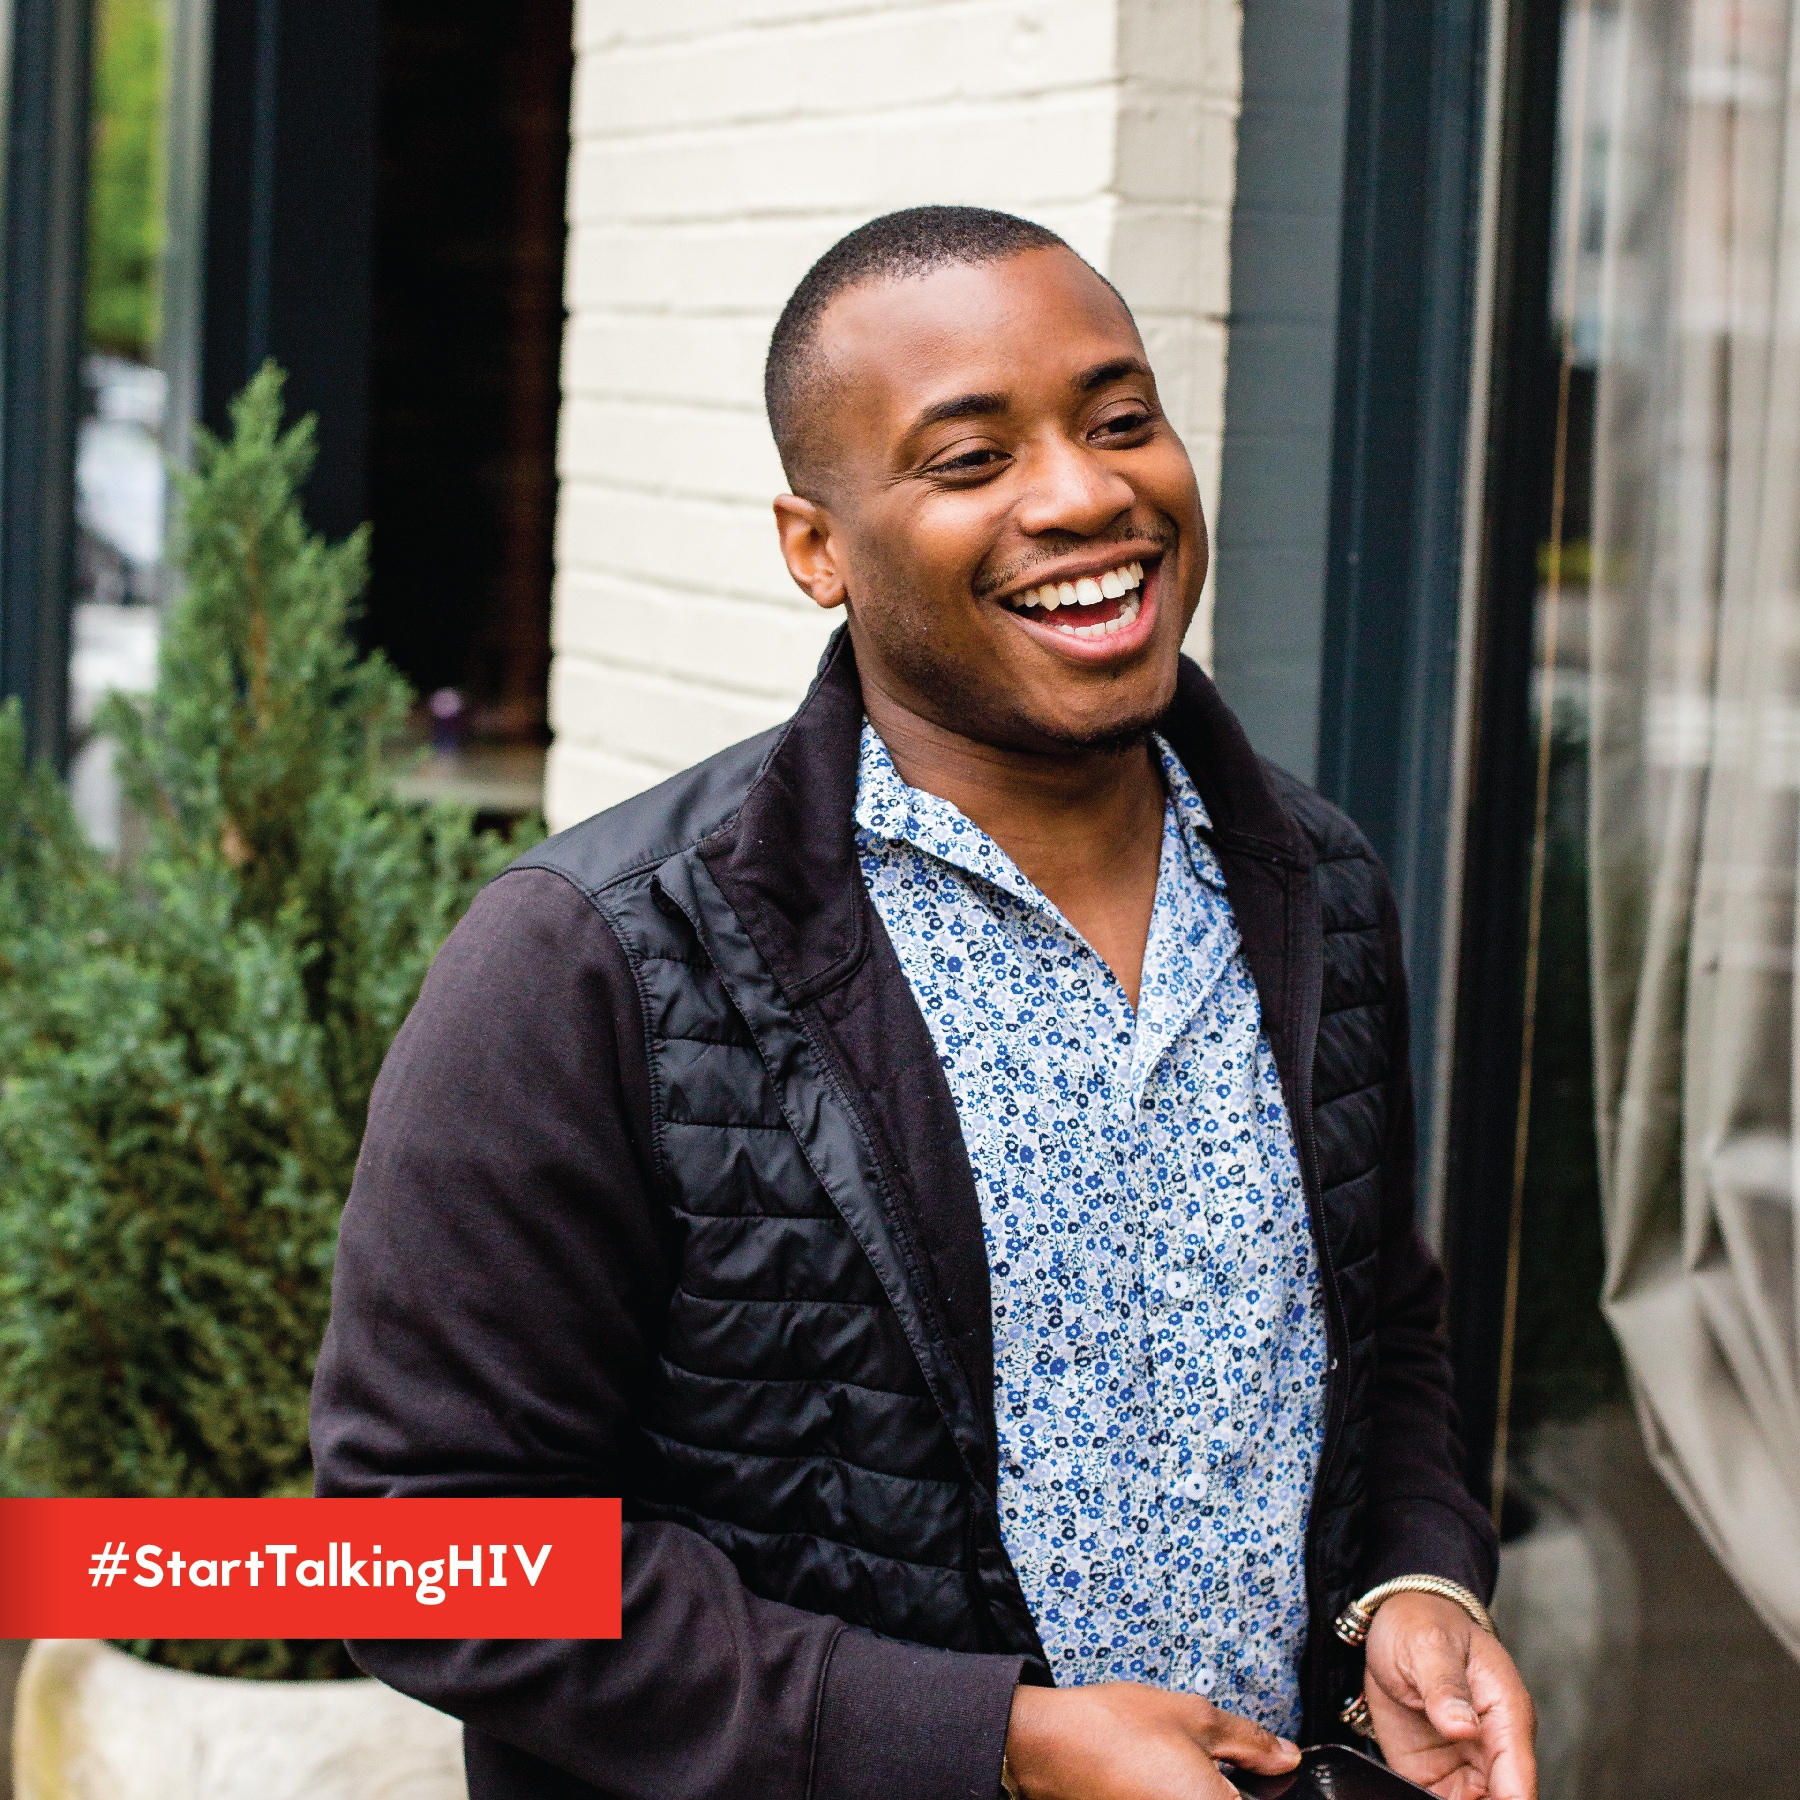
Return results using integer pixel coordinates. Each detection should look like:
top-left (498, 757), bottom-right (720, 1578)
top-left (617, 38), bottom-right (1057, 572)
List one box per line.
top-left (0, 366), bottom-right (536, 1678)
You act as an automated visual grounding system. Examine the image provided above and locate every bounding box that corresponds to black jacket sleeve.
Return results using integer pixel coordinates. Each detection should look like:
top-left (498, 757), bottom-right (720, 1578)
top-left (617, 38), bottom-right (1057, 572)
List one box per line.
top-left (1359, 879), bottom-right (1499, 1602)
top-left (310, 868), bottom-right (1022, 1800)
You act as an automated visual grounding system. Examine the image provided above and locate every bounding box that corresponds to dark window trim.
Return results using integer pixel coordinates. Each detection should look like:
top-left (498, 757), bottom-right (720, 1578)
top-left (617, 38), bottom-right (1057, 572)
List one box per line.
top-left (1314, 0), bottom-right (1496, 1227)
top-left (1220, 0), bottom-right (1498, 1224)
top-left (1438, 0), bottom-right (1568, 1511)
top-left (0, 0), bottom-right (92, 768)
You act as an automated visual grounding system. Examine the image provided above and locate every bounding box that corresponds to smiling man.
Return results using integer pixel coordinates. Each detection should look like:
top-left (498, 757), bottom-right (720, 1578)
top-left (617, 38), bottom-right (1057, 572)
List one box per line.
top-left (313, 208), bottom-right (1534, 1800)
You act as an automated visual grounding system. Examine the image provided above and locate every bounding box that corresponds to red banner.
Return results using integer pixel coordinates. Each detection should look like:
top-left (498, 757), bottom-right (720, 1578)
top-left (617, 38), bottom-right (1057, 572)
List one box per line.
top-left (0, 1498), bottom-right (621, 1638)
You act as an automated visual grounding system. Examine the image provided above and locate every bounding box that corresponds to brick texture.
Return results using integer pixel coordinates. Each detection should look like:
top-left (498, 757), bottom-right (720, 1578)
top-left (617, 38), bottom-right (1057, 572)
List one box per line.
top-left (550, 0), bottom-right (1243, 826)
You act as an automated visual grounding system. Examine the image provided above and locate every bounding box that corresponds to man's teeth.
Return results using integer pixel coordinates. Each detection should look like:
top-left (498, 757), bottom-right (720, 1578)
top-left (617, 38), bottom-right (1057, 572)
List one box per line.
top-left (1007, 561), bottom-right (1146, 636)
top-left (1009, 561), bottom-right (1143, 613)
top-left (1044, 594), bottom-right (1141, 637)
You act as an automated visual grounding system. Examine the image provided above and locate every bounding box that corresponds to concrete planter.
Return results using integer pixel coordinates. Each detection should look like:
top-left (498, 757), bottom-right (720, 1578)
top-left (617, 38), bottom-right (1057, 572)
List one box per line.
top-left (13, 1640), bottom-right (466, 1800)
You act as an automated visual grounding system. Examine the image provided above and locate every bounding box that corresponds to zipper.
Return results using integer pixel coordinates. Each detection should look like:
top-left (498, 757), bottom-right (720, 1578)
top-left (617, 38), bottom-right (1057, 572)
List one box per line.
top-left (1300, 1103), bottom-right (1351, 1477)
top-left (669, 847), bottom-right (1050, 1672)
top-left (1291, 867), bottom-right (1352, 1737)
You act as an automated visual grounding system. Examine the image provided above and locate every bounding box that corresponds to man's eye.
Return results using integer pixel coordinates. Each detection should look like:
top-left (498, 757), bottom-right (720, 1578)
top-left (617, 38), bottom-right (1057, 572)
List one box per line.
top-left (1098, 411), bottom-right (1153, 438)
top-left (932, 448), bottom-right (1004, 475)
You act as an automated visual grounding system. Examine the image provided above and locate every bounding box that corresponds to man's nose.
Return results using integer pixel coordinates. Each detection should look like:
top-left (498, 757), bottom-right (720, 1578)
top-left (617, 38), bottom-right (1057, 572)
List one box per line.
top-left (1013, 433), bottom-right (1136, 539)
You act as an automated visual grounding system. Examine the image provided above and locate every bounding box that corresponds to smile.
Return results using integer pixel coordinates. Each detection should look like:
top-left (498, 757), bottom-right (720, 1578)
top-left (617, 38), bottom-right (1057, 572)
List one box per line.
top-left (1003, 560), bottom-right (1144, 639)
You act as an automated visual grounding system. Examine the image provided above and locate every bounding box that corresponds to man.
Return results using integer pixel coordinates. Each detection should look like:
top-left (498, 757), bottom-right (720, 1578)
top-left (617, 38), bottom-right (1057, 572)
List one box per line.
top-left (313, 206), bottom-right (1534, 1800)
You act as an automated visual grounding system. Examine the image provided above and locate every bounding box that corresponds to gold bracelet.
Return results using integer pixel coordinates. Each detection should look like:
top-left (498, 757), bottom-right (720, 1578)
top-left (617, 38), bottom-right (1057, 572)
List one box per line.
top-left (1000, 1751), bottom-right (1022, 1799)
top-left (1334, 1574), bottom-right (1496, 1647)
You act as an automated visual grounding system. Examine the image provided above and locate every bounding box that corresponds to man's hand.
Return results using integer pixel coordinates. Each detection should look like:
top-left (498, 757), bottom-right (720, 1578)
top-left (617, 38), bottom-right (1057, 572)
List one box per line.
top-left (1363, 1593), bottom-right (1537, 1800)
top-left (1005, 1681), bottom-right (1301, 1800)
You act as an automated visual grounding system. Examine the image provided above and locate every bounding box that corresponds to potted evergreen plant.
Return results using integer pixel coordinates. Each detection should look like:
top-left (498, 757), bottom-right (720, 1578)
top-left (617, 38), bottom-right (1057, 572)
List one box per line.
top-left (0, 367), bottom-right (535, 1794)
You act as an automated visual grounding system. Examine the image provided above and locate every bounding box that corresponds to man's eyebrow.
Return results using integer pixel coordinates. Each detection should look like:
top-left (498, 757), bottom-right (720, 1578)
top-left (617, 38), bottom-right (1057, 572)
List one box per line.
top-left (909, 391), bottom-right (1007, 432)
top-left (1075, 356), bottom-right (1153, 392)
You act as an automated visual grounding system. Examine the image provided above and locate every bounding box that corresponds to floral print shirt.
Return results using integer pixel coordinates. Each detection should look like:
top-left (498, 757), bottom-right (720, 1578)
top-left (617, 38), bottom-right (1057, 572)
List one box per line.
top-left (853, 723), bottom-right (1328, 1733)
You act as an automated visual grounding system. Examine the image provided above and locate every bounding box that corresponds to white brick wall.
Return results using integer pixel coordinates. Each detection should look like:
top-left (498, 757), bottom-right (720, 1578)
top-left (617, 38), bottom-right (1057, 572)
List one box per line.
top-left (549, 0), bottom-right (1243, 829)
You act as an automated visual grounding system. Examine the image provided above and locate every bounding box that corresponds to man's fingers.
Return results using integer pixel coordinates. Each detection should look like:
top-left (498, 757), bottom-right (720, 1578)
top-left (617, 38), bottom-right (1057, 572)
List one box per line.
top-left (1403, 1626), bottom-right (1481, 1742)
top-left (1008, 1682), bottom-right (1297, 1800)
top-left (1186, 1699), bottom-right (1301, 1774)
top-left (1467, 1638), bottom-right (1538, 1800)
top-left (1481, 1728), bottom-right (1536, 1800)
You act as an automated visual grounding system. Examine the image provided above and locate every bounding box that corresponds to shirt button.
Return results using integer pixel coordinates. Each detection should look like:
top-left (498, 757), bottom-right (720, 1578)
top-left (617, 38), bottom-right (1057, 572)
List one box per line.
top-left (1167, 1271), bottom-right (1191, 1300)
top-left (1178, 1471), bottom-right (1209, 1501)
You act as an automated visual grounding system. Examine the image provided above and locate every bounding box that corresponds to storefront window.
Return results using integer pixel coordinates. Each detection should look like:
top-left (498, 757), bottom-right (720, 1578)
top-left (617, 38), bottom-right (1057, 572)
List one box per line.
top-left (1491, 1), bottom-right (1800, 1792)
top-left (57, 0), bottom-right (568, 835)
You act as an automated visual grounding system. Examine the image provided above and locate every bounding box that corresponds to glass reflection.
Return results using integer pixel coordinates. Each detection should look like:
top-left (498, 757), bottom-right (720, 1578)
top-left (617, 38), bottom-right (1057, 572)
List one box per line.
top-left (1492, 3), bottom-right (1800, 1794)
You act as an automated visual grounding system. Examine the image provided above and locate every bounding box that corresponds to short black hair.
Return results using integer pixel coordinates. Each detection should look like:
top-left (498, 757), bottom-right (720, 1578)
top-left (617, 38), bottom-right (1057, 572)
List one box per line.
top-left (764, 205), bottom-right (1072, 494)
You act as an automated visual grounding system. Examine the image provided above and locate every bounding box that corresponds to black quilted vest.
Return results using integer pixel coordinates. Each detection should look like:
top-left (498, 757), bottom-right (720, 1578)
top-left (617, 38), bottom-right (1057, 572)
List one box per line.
top-left (515, 637), bottom-right (1392, 1735)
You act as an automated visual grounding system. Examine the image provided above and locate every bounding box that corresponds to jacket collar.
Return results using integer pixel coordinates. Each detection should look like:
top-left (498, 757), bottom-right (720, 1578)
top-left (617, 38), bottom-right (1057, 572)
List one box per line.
top-left (698, 626), bottom-right (1311, 1003)
top-left (1158, 655), bottom-right (1312, 867)
top-left (696, 628), bottom-right (872, 1004)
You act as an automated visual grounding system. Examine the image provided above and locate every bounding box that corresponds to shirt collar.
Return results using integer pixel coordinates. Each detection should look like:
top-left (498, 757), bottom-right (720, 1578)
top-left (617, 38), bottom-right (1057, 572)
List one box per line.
top-left (854, 719), bottom-right (1226, 897)
top-left (853, 721), bottom-right (1048, 913)
top-left (1154, 735), bottom-right (1228, 892)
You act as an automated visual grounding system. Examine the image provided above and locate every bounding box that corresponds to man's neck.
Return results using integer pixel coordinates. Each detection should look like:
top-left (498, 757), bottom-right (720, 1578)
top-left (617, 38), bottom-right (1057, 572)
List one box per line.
top-left (864, 686), bottom-right (1167, 1007)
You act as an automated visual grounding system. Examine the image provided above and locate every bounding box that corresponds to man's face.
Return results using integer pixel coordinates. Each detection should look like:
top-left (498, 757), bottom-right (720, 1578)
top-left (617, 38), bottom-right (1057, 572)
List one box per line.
top-left (775, 246), bottom-right (1206, 754)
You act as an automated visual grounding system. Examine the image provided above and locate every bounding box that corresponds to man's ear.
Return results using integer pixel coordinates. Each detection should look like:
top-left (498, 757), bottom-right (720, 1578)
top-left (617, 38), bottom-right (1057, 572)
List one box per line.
top-left (773, 494), bottom-right (848, 610)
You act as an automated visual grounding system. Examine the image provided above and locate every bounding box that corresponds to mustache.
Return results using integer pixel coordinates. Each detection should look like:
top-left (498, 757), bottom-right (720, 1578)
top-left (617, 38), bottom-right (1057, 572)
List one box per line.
top-left (972, 518), bottom-right (1180, 598)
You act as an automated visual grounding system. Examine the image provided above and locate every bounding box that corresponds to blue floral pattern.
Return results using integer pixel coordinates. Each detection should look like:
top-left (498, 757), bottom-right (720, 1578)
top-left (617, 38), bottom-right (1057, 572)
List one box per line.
top-left (854, 723), bottom-right (1327, 1733)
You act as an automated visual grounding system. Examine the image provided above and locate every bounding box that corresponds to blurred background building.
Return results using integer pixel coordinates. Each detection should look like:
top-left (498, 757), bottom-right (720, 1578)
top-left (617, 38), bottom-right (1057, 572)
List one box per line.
top-left (1, 1), bottom-right (1798, 1796)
